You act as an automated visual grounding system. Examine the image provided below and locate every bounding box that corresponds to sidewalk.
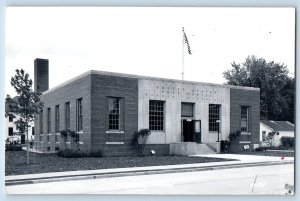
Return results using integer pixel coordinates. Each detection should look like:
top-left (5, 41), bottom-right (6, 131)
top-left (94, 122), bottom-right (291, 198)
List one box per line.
top-left (5, 154), bottom-right (294, 186)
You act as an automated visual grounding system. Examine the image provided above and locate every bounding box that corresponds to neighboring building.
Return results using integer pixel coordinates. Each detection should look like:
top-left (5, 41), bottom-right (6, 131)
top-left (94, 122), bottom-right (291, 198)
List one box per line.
top-left (260, 120), bottom-right (294, 146)
top-left (34, 58), bottom-right (260, 155)
top-left (5, 97), bottom-right (35, 144)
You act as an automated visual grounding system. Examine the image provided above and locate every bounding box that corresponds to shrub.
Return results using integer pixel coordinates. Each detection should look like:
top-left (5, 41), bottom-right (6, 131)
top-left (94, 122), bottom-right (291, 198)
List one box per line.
top-left (57, 149), bottom-right (103, 158)
top-left (89, 150), bottom-right (103, 157)
top-left (60, 130), bottom-right (68, 141)
top-left (229, 130), bottom-right (241, 141)
top-left (57, 149), bottom-right (83, 158)
top-left (5, 144), bottom-right (22, 151)
top-left (255, 147), bottom-right (266, 152)
top-left (281, 137), bottom-right (294, 149)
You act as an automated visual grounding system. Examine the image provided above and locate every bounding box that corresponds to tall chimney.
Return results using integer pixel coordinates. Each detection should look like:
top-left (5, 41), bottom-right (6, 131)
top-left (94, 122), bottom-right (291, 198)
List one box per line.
top-left (34, 58), bottom-right (49, 93)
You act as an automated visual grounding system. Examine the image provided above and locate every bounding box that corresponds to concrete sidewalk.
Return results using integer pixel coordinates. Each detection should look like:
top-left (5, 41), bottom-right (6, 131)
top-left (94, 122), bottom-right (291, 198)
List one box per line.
top-left (5, 154), bottom-right (294, 186)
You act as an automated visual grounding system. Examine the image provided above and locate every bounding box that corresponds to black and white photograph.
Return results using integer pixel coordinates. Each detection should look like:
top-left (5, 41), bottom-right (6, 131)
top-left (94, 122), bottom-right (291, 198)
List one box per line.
top-left (4, 6), bottom-right (295, 195)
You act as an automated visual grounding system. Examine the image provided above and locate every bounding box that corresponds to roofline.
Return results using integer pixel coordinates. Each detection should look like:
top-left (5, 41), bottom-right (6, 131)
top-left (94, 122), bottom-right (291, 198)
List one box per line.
top-left (42, 70), bottom-right (260, 95)
top-left (260, 121), bottom-right (295, 132)
top-left (260, 122), bottom-right (274, 131)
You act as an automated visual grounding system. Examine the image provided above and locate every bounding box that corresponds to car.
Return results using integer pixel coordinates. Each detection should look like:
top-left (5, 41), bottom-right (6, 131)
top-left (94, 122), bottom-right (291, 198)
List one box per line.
top-left (6, 136), bottom-right (21, 145)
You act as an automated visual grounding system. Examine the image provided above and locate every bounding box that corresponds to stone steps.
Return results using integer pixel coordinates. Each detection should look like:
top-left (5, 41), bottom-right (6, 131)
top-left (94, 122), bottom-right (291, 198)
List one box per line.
top-left (195, 144), bottom-right (216, 155)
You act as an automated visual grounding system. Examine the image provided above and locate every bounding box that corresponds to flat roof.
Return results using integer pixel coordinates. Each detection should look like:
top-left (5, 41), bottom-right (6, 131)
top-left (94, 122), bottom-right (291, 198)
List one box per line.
top-left (43, 70), bottom-right (260, 95)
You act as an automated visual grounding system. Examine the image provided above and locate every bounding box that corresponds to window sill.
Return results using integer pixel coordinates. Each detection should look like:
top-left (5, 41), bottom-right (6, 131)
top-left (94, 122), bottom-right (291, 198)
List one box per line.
top-left (106, 130), bottom-right (125, 134)
top-left (241, 132), bottom-right (251, 135)
top-left (47, 133), bottom-right (51, 135)
top-left (77, 131), bottom-right (83, 134)
top-left (149, 130), bottom-right (165, 133)
top-left (56, 142), bottom-right (60, 144)
top-left (239, 141), bottom-right (251, 144)
top-left (106, 142), bottom-right (124, 144)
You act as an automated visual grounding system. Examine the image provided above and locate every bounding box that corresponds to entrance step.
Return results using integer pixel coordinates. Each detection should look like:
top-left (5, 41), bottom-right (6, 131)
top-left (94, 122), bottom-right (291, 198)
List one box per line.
top-left (196, 144), bottom-right (217, 155)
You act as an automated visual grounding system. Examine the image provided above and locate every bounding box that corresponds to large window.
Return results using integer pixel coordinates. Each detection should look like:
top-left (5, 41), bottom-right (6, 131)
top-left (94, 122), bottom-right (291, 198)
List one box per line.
top-left (181, 103), bottom-right (194, 118)
top-left (109, 98), bottom-right (120, 130)
top-left (149, 100), bottom-right (164, 131)
top-left (65, 102), bottom-right (70, 130)
top-left (47, 108), bottom-right (51, 134)
top-left (209, 104), bottom-right (221, 132)
top-left (76, 98), bottom-right (83, 132)
top-left (8, 127), bottom-right (13, 136)
top-left (55, 105), bottom-right (60, 133)
top-left (40, 110), bottom-right (43, 134)
top-left (241, 106), bottom-right (249, 132)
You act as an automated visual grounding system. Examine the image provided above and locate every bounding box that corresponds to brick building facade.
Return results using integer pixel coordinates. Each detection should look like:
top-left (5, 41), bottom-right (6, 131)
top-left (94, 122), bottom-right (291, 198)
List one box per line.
top-left (34, 59), bottom-right (260, 155)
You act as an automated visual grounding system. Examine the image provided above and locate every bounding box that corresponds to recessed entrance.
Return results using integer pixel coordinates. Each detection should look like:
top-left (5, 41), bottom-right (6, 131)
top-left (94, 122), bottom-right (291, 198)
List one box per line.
top-left (183, 119), bottom-right (194, 142)
top-left (182, 119), bottom-right (201, 143)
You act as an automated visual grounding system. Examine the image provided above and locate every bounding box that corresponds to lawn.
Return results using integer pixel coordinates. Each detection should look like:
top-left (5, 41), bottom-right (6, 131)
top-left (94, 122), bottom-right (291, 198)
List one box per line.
top-left (6, 151), bottom-right (235, 176)
top-left (236, 150), bottom-right (294, 157)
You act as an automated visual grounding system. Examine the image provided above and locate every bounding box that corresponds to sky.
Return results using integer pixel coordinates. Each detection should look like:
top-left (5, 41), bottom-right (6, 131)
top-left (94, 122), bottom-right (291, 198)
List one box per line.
top-left (5, 7), bottom-right (295, 96)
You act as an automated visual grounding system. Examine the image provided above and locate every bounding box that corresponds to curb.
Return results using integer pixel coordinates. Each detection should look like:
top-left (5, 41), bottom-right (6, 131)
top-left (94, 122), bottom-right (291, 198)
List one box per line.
top-left (5, 160), bottom-right (294, 186)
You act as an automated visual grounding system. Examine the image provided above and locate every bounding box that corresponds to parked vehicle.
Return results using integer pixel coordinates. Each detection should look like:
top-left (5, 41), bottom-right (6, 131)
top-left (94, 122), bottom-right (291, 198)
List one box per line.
top-left (6, 135), bottom-right (21, 145)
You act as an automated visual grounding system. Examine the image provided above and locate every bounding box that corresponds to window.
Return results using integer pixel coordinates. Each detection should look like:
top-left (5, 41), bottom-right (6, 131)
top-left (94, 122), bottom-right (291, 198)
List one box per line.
top-left (8, 127), bottom-right (13, 136)
top-left (149, 100), bottom-right (164, 131)
top-left (109, 98), bottom-right (120, 130)
top-left (76, 98), bottom-right (83, 132)
top-left (262, 131), bottom-right (266, 141)
top-left (181, 103), bottom-right (194, 118)
top-left (209, 104), bottom-right (221, 132)
top-left (65, 102), bottom-right (70, 130)
top-left (47, 147), bottom-right (50, 151)
top-left (32, 127), bottom-right (35, 136)
top-left (40, 110), bottom-right (43, 134)
top-left (55, 105), bottom-right (60, 133)
top-left (241, 106), bottom-right (249, 133)
top-left (47, 108), bottom-right (51, 134)
top-left (9, 116), bottom-right (13, 122)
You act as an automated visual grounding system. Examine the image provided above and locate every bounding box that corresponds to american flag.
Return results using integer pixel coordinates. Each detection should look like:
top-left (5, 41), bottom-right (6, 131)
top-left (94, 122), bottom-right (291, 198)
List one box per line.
top-left (183, 28), bottom-right (192, 55)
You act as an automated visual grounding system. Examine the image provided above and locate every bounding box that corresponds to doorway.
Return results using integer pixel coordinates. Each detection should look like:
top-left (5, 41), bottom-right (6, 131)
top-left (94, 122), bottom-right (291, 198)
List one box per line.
top-left (182, 119), bottom-right (194, 142)
top-left (182, 119), bottom-right (201, 143)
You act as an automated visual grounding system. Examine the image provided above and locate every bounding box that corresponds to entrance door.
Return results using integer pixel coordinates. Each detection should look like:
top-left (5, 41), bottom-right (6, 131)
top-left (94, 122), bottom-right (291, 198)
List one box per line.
top-left (194, 120), bottom-right (201, 143)
top-left (182, 119), bottom-right (194, 142)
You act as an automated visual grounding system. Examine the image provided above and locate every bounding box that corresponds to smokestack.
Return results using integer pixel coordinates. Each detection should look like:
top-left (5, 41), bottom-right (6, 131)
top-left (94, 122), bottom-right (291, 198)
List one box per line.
top-left (34, 58), bottom-right (49, 93)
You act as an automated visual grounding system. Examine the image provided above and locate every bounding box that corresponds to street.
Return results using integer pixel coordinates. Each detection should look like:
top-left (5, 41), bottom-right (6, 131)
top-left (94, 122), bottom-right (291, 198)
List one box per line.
top-left (6, 163), bottom-right (294, 195)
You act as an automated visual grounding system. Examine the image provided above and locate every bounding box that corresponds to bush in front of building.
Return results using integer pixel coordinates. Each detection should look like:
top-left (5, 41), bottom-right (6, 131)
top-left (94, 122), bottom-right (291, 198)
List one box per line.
top-left (132, 128), bottom-right (151, 156)
top-left (5, 144), bottom-right (23, 151)
top-left (57, 149), bottom-right (103, 158)
top-left (60, 129), bottom-right (80, 151)
top-left (280, 137), bottom-right (294, 149)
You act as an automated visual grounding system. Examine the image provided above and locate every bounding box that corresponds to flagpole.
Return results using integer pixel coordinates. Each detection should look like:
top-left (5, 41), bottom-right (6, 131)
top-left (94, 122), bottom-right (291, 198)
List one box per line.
top-left (182, 27), bottom-right (185, 81)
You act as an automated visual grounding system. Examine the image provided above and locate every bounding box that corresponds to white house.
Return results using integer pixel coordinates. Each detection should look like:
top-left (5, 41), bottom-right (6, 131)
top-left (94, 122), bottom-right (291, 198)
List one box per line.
top-left (5, 98), bottom-right (35, 144)
top-left (260, 120), bottom-right (294, 146)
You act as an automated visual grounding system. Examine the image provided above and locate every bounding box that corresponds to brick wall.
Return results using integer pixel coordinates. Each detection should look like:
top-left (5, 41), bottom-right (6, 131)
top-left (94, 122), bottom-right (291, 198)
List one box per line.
top-left (35, 73), bottom-right (92, 153)
top-left (230, 88), bottom-right (260, 151)
top-left (90, 74), bottom-right (139, 153)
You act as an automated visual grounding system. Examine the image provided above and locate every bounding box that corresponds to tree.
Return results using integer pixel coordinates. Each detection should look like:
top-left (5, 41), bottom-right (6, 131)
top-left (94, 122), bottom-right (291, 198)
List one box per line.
top-left (5, 69), bottom-right (43, 165)
top-left (132, 129), bottom-right (151, 156)
top-left (223, 55), bottom-right (295, 123)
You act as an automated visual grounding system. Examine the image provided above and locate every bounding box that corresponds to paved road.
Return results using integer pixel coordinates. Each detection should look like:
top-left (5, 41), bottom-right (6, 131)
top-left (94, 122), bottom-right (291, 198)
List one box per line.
top-left (6, 163), bottom-right (294, 195)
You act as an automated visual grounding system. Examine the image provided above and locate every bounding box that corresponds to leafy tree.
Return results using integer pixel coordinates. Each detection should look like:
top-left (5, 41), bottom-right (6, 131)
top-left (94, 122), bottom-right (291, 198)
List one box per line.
top-left (132, 129), bottom-right (151, 156)
top-left (5, 69), bottom-right (43, 165)
top-left (223, 55), bottom-right (295, 123)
